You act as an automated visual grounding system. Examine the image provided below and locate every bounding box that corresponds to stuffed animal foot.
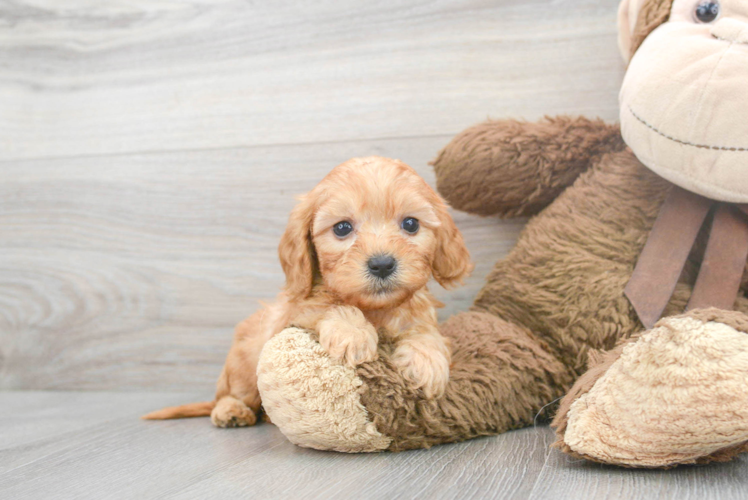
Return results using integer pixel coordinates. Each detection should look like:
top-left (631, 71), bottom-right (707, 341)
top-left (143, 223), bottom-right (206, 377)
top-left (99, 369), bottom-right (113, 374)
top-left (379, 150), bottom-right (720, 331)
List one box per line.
top-left (257, 312), bottom-right (573, 452)
top-left (256, 326), bottom-right (392, 452)
top-left (552, 309), bottom-right (748, 468)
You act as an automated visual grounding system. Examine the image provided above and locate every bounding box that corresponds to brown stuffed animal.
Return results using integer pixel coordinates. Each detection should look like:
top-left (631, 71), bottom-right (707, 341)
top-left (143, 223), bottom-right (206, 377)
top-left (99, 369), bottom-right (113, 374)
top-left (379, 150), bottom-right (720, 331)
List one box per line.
top-left (254, 0), bottom-right (748, 467)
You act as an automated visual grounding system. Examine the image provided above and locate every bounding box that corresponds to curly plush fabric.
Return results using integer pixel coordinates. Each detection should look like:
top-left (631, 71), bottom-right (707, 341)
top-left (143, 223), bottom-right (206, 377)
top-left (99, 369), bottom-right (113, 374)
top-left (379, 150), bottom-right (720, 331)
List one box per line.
top-left (467, 148), bottom-right (669, 376)
top-left (357, 311), bottom-right (573, 451)
top-left (553, 309), bottom-right (748, 468)
top-left (431, 117), bottom-right (625, 218)
top-left (257, 328), bottom-right (391, 453)
top-left (259, 314), bottom-right (573, 452)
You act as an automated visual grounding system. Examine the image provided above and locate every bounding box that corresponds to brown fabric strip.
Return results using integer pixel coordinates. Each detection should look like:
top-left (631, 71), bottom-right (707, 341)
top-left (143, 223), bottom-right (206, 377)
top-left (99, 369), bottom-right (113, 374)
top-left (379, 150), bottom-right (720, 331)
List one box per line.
top-left (625, 186), bottom-right (714, 329)
top-left (687, 205), bottom-right (748, 311)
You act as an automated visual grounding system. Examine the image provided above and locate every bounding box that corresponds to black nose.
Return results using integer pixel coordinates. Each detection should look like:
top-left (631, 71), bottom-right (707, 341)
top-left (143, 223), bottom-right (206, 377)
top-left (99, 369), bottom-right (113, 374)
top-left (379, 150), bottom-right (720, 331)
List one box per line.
top-left (367, 255), bottom-right (397, 279)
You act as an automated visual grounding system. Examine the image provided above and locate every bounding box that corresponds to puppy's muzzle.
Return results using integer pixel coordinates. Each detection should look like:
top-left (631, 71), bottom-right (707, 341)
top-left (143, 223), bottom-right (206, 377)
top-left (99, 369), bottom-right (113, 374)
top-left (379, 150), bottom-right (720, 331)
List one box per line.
top-left (367, 254), bottom-right (397, 279)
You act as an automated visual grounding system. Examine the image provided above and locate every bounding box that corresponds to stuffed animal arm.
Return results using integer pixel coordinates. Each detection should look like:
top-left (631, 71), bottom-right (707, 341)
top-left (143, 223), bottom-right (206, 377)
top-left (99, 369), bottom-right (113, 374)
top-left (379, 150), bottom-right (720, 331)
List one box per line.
top-left (432, 117), bottom-right (624, 218)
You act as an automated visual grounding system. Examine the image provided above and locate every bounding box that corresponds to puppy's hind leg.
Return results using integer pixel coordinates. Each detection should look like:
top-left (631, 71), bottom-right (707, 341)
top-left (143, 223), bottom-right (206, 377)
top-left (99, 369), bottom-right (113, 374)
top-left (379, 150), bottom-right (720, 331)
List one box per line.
top-left (211, 310), bottom-right (280, 428)
top-left (211, 368), bottom-right (258, 428)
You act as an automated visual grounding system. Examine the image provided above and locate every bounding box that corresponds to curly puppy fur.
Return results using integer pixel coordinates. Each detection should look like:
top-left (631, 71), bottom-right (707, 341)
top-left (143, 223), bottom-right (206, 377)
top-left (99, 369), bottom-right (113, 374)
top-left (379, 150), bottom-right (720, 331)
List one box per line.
top-left (143, 156), bottom-right (472, 425)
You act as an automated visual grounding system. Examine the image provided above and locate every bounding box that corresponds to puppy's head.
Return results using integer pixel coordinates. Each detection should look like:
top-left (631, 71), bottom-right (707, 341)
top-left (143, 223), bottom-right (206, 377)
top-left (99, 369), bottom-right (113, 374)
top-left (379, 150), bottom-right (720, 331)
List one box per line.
top-left (278, 157), bottom-right (473, 310)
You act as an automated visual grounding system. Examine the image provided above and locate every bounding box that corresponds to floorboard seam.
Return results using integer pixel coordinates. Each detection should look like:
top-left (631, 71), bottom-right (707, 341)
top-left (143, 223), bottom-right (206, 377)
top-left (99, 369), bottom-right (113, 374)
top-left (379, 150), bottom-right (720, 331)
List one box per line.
top-left (0, 133), bottom-right (456, 165)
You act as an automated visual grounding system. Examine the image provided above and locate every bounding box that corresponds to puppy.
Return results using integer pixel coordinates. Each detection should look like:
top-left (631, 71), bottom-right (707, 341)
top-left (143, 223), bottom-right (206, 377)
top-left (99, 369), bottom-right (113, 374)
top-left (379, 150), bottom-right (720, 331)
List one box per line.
top-left (144, 157), bottom-right (472, 427)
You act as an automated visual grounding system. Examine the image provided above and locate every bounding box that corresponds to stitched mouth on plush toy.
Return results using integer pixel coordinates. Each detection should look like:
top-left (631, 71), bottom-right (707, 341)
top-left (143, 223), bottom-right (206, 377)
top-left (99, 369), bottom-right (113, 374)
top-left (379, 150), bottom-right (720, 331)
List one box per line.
top-left (628, 106), bottom-right (748, 152)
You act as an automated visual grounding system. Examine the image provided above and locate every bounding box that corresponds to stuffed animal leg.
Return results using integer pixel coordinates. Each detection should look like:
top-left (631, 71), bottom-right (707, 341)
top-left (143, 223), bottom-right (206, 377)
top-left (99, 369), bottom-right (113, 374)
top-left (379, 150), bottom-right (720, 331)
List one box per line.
top-left (552, 308), bottom-right (748, 468)
top-left (257, 311), bottom-right (574, 452)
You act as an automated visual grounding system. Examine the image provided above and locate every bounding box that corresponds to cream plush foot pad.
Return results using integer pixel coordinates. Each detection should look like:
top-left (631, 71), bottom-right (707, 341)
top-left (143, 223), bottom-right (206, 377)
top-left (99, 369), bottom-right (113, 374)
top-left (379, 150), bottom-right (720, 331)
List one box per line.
top-left (256, 327), bottom-right (391, 453)
top-left (563, 316), bottom-right (748, 467)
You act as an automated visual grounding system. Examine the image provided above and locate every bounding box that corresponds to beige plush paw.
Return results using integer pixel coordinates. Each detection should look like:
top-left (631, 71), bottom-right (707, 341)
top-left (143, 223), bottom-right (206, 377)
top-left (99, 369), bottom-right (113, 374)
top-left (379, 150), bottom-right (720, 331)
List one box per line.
top-left (256, 327), bottom-right (392, 452)
top-left (210, 396), bottom-right (257, 428)
top-left (560, 314), bottom-right (748, 467)
top-left (392, 334), bottom-right (450, 399)
top-left (319, 306), bottom-right (378, 367)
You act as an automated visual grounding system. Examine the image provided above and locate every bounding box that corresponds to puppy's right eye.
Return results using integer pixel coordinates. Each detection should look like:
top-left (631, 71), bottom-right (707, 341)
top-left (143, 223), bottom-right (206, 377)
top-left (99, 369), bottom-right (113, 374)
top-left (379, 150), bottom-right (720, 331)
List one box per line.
top-left (401, 217), bottom-right (419, 234)
top-left (333, 221), bottom-right (353, 238)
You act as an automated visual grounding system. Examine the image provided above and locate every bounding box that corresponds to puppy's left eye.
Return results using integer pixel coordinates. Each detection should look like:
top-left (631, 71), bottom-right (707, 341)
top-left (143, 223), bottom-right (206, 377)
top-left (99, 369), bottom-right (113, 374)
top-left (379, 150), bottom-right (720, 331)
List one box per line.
top-left (333, 221), bottom-right (353, 238)
top-left (401, 217), bottom-right (419, 234)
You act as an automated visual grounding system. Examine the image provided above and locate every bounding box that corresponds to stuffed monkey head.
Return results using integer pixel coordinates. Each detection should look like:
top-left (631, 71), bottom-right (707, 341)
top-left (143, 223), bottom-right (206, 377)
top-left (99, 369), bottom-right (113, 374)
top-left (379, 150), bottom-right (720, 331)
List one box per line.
top-left (618, 0), bottom-right (748, 202)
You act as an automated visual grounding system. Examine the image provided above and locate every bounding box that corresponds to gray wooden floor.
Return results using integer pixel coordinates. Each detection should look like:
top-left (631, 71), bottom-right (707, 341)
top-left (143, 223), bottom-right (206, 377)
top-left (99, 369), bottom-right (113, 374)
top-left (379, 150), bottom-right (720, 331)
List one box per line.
top-left (2, 391), bottom-right (747, 500)
top-left (2, 0), bottom-right (747, 498)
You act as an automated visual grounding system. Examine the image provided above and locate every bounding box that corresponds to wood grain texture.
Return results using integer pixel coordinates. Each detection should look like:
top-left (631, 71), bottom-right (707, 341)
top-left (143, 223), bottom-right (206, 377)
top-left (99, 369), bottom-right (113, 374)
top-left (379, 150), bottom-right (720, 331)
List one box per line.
top-left (0, 137), bottom-right (524, 390)
top-left (1, 391), bottom-right (746, 499)
top-left (0, 0), bottom-right (622, 391)
top-left (528, 441), bottom-right (748, 500)
top-left (0, 0), bottom-right (624, 160)
top-left (0, 391), bottom-right (554, 500)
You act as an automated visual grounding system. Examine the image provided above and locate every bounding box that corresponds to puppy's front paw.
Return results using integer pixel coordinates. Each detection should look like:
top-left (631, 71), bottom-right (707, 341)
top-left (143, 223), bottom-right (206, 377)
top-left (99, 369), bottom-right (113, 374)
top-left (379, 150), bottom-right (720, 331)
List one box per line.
top-left (393, 336), bottom-right (450, 399)
top-left (319, 306), bottom-right (379, 367)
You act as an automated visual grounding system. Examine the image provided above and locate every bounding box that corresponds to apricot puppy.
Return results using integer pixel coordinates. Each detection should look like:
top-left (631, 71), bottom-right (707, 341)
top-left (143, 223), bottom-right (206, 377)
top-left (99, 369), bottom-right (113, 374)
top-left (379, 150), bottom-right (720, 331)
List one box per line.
top-left (144, 157), bottom-right (472, 427)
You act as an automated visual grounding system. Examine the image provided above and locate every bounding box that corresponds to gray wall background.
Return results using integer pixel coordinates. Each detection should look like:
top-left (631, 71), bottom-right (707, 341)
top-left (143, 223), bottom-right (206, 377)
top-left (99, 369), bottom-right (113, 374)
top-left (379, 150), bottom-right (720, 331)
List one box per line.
top-left (0, 0), bottom-right (624, 391)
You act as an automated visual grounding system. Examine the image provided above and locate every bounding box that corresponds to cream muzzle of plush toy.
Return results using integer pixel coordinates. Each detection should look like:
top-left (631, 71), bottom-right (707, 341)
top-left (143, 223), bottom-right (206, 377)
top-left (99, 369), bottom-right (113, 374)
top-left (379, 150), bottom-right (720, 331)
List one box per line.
top-left (619, 0), bottom-right (748, 203)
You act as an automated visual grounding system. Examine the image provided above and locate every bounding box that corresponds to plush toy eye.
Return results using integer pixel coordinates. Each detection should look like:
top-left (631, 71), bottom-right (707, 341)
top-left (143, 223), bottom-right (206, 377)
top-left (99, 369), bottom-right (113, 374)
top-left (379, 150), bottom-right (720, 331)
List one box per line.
top-left (333, 221), bottom-right (353, 238)
top-left (401, 217), bottom-right (419, 234)
top-left (694, 1), bottom-right (720, 23)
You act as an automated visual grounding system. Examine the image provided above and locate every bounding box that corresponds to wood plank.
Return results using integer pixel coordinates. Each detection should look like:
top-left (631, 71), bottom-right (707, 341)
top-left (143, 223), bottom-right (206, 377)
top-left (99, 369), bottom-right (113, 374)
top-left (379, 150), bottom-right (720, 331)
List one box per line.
top-left (0, 391), bottom-right (553, 500)
top-left (0, 0), bottom-right (624, 160)
top-left (0, 390), bottom-right (211, 473)
top-left (4, 391), bottom-right (746, 499)
top-left (528, 447), bottom-right (748, 500)
top-left (0, 137), bottom-right (524, 390)
top-left (165, 426), bottom-right (555, 500)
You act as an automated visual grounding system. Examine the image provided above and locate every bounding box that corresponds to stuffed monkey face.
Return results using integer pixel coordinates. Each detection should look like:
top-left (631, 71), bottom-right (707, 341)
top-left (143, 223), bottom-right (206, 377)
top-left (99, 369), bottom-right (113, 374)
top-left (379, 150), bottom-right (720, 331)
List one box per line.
top-left (618, 0), bottom-right (748, 203)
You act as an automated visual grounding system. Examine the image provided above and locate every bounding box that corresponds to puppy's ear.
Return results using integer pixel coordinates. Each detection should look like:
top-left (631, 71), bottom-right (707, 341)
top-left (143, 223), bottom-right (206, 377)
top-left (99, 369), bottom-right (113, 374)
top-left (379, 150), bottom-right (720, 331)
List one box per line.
top-left (278, 194), bottom-right (317, 300)
top-left (431, 197), bottom-right (473, 289)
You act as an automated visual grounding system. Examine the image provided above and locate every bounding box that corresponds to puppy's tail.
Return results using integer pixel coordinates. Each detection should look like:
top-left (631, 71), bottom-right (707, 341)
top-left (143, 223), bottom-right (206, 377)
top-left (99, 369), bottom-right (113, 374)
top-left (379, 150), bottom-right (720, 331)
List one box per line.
top-left (141, 401), bottom-right (215, 420)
